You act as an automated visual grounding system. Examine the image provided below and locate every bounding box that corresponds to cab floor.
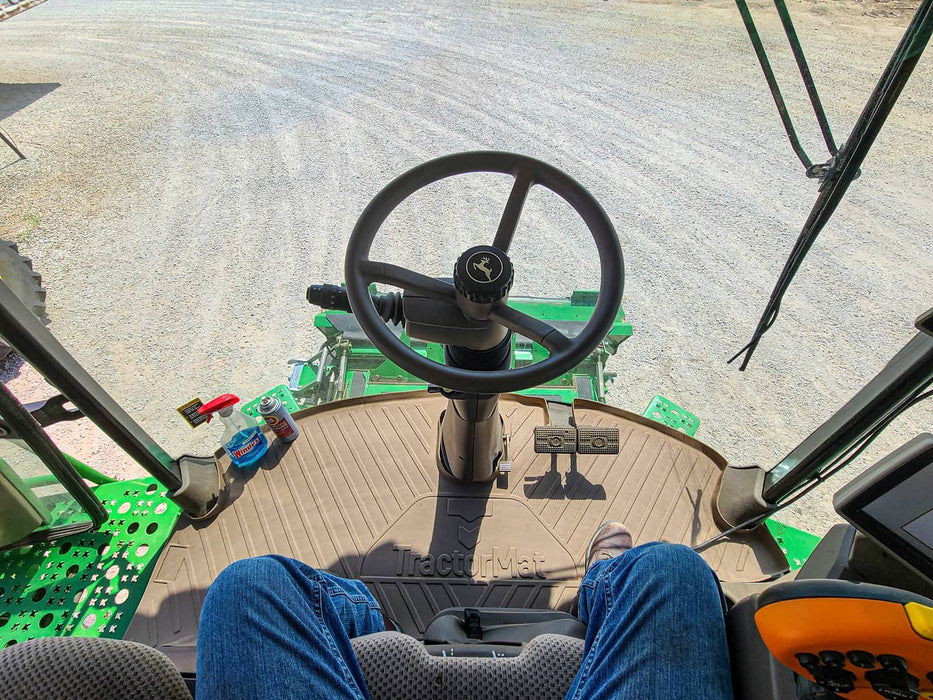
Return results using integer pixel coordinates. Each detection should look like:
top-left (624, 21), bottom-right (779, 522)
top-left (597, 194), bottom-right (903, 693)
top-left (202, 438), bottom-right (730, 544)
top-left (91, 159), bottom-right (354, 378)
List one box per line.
top-left (125, 392), bottom-right (785, 672)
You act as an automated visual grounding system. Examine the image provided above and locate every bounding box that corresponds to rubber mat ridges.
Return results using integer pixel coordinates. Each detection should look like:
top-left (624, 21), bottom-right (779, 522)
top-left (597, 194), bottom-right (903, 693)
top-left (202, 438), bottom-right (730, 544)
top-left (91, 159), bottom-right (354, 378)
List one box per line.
top-left (125, 392), bottom-right (787, 674)
top-left (765, 519), bottom-right (821, 570)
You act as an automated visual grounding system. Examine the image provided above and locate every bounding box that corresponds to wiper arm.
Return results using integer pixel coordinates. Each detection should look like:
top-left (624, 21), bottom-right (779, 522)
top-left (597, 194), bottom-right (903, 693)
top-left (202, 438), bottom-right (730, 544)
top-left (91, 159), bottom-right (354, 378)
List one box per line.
top-left (731, 0), bottom-right (933, 370)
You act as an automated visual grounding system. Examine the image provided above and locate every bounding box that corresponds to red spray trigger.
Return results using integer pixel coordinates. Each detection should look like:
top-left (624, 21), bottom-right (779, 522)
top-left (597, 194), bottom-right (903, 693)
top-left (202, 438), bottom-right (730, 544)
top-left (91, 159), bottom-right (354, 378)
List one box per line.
top-left (198, 394), bottom-right (240, 421)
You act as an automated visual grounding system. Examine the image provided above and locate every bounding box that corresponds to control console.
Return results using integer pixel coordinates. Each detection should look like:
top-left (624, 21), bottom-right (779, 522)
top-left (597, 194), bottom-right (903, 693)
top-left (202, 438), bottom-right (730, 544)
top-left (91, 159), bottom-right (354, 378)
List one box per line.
top-left (754, 579), bottom-right (933, 699)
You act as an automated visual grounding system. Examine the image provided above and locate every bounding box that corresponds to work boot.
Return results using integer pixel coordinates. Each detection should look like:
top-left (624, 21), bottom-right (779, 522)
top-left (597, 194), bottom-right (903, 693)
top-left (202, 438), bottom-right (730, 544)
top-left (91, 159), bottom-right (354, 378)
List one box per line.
top-left (584, 521), bottom-right (634, 571)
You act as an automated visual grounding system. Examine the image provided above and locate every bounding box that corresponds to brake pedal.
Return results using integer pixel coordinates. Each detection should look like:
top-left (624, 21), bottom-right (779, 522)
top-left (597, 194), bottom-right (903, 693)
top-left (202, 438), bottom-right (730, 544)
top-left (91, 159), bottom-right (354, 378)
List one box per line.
top-left (534, 426), bottom-right (577, 453)
top-left (576, 426), bottom-right (620, 454)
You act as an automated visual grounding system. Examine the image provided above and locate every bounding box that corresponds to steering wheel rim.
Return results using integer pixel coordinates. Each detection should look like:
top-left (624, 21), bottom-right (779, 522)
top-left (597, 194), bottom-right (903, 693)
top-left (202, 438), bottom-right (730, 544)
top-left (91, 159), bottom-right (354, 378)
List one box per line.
top-left (344, 151), bottom-right (624, 395)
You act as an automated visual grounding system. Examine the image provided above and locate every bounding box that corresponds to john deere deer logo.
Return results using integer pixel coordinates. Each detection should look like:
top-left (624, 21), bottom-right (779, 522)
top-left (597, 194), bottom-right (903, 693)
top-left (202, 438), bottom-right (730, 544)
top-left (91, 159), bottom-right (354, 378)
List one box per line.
top-left (465, 251), bottom-right (503, 284)
top-left (473, 256), bottom-right (493, 282)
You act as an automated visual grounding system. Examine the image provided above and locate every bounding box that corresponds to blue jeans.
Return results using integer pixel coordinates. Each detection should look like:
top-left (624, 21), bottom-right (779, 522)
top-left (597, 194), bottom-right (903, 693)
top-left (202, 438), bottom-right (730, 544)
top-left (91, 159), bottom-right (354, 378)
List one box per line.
top-left (197, 543), bottom-right (734, 699)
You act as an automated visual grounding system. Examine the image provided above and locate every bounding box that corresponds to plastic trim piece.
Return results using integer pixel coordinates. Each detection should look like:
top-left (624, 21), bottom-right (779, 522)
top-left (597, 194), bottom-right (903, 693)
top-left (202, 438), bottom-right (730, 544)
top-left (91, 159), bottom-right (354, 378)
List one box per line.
top-left (905, 601), bottom-right (933, 640)
top-left (168, 455), bottom-right (222, 520)
top-left (715, 464), bottom-right (772, 529)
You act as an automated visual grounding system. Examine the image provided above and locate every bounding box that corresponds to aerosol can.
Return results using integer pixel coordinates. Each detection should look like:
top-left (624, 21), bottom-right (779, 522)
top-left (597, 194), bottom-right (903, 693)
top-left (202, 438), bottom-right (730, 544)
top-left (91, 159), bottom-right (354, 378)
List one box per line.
top-left (198, 394), bottom-right (268, 468)
top-left (258, 395), bottom-right (299, 442)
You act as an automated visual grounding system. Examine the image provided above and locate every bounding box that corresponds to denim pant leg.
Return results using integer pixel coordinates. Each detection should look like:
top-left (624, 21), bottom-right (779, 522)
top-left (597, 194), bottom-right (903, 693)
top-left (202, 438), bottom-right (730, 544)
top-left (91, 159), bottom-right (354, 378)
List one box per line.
top-left (196, 555), bottom-right (385, 700)
top-left (565, 542), bottom-right (734, 700)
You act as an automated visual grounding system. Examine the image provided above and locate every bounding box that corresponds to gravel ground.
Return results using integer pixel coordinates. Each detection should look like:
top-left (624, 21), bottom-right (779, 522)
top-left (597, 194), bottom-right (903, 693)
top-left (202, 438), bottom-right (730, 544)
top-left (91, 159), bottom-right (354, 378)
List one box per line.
top-left (0, 0), bottom-right (930, 537)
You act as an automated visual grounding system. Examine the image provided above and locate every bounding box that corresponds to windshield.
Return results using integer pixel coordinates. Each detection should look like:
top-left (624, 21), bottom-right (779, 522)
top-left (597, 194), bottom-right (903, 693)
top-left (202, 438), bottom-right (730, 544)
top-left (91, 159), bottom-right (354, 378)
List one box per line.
top-left (0, 0), bottom-right (929, 543)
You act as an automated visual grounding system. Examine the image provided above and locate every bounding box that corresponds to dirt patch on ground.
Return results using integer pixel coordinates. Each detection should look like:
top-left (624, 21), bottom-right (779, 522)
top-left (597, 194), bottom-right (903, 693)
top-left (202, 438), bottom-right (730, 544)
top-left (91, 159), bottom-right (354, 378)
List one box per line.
top-left (840, 0), bottom-right (920, 18)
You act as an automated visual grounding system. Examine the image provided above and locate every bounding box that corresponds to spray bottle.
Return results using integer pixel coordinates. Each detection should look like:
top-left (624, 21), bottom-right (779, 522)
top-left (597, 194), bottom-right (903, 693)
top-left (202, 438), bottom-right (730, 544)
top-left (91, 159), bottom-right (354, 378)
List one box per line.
top-left (198, 394), bottom-right (268, 468)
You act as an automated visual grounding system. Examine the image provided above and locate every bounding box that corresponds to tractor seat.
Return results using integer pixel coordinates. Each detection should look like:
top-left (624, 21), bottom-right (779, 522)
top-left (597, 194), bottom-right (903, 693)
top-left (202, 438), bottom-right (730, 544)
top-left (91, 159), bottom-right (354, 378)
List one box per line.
top-left (351, 607), bottom-right (586, 698)
top-left (0, 621), bottom-right (586, 700)
top-left (0, 637), bottom-right (192, 700)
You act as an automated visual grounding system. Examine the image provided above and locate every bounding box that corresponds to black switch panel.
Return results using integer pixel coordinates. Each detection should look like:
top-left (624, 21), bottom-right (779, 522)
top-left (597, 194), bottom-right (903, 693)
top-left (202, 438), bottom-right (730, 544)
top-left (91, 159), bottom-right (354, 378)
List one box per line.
top-left (865, 663), bottom-right (918, 700)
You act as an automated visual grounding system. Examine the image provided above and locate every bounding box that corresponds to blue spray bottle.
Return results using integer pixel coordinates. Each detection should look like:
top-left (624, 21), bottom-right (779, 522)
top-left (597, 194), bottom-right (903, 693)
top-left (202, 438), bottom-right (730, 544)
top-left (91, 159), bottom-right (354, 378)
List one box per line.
top-left (198, 394), bottom-right (268, 468)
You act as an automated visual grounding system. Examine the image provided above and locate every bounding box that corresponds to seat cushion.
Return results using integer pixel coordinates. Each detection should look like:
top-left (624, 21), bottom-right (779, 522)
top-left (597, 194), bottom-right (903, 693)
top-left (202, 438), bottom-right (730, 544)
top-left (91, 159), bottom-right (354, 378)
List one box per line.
top-left (351, 632), bottom-right (584, 700)
top-left (0, 637), bottom-right (191, 700)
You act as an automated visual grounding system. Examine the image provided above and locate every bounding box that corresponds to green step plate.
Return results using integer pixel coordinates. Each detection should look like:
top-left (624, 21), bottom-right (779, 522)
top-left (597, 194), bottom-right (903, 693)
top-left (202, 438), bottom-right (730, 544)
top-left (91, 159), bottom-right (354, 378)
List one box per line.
top-left (642, 395), bottom-right (700, 436)
top-left (765, 519), bottom-right (821, 571)
top-left (0, 477), bottom-right (180, 649)
top-left (242, 384), bottom-right (300, 418)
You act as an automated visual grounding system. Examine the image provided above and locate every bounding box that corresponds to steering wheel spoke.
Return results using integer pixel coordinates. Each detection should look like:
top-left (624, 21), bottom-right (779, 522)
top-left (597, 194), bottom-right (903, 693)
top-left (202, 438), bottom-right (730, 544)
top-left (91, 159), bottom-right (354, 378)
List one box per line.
top-left (491, 169), bottom-right (535, 253)
top-left (360, 261), bottom-right (456, 301)
top-left (488, 303), bottom-right (571, 354)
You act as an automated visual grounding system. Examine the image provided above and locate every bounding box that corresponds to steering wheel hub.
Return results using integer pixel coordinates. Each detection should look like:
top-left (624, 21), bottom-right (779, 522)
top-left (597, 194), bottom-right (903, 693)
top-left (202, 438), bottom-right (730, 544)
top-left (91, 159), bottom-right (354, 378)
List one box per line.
top-left (454, 245), bottom-right (514, 306)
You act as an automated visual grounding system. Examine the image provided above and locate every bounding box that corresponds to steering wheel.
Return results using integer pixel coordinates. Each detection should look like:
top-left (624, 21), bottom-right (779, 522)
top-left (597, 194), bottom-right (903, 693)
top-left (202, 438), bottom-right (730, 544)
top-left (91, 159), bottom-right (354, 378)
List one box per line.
top-left (344, 151), bottom-right (624, 395)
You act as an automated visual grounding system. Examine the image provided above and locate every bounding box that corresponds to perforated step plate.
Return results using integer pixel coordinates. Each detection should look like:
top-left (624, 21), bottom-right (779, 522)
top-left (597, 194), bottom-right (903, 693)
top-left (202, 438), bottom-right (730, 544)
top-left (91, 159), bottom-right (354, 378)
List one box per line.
top-left (126, 392), bottom-right (786, 673)
top-left (0, 479), bottom-right (180, 650)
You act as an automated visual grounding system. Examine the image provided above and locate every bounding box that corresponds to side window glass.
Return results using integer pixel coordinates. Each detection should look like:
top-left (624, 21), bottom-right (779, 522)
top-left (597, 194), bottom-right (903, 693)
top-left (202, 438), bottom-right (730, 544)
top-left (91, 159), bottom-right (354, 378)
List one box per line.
top-left (0, 355), bottom-right (115, 547)
top-left (0, 415), bottom-right (91, 534)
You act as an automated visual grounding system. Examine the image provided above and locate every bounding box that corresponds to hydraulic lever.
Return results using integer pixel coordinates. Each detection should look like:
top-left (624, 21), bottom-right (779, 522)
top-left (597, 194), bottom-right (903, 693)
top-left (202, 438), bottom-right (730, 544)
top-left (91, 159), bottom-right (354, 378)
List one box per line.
top-left (306, 284), bottom-right (403, 325)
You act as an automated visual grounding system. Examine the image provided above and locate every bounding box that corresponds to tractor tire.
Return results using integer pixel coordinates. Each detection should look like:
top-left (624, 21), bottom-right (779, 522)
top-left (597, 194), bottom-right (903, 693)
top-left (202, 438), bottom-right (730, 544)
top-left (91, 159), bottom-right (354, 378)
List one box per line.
top-left (0, 240), bottom-right (48, 361)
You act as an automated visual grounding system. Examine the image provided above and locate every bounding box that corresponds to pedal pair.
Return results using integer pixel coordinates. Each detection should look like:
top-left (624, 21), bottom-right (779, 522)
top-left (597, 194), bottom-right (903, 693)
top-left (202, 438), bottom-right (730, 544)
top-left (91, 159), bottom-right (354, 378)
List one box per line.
top-left (533, 425), bottom-right (619, 455)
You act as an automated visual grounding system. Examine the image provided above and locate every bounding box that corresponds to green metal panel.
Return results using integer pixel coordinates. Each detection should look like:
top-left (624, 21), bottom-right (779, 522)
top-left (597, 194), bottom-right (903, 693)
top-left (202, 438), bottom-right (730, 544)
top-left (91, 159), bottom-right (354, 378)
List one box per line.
top-left (0, 477), bottom-right (180, 648)
top-left (242, 384), bottom-right (300, 418)
top-left (642, 395), bottom-right (700, 436)
top-left (364, 381), bottom-right (424, 396)
top-left (23, 454), bottom-right (118, 489)
top-left (521, 387), bottom-right (579, 403)
top-left (295, 293), bottom-right (632, 407)
top-left (765, 519), bottom-right (821, 571)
